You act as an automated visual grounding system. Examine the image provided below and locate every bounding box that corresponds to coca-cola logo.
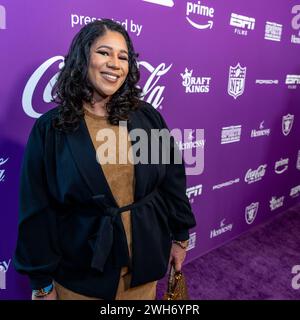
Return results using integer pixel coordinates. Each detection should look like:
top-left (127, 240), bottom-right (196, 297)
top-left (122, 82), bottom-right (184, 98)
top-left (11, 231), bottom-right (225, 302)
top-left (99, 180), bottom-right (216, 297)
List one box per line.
top-left (138, 61), bottom-right (172, 109)
top-left (22, 57), bottom-right (172, 118)
top-left (245, 164), bottom-right (267, 184)
top-left (22, 56), bottom-right (65, 118)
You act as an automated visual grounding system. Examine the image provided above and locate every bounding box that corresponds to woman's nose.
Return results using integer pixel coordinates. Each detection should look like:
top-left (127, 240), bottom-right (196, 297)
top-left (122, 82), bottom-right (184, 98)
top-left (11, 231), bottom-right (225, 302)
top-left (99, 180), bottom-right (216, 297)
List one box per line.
top-left (107, 54), bottom-right (120, 69)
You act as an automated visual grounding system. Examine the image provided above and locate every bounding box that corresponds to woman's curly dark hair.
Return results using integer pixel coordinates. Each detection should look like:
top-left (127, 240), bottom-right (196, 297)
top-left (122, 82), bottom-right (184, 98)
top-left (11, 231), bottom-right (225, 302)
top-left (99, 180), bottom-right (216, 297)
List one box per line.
top-left (52, 18), bottom-right (143, 132)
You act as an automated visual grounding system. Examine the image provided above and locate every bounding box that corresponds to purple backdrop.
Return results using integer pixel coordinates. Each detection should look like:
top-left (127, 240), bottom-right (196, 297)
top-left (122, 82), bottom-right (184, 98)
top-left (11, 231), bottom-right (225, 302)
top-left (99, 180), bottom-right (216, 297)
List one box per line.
top-left (1, 0), bottom-right (300, 299)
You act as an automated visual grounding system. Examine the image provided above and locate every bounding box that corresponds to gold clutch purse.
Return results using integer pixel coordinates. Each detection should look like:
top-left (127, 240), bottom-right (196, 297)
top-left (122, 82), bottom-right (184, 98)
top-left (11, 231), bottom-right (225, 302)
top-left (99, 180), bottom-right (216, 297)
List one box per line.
top-left (162, 263), bottom-right (189, 300)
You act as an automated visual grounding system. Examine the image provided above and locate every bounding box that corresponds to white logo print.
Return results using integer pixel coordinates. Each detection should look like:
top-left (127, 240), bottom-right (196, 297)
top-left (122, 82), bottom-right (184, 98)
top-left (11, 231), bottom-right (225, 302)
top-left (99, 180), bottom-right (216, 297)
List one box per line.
top-left (186, 184), bottom-right (202, 203)
top-left (274, 158), bottom-right (289, 174)
top-left (143, 0), bottom-right (174, 7)
top-left (0, 259), bottom-right (11, 290)
top-left (212, 178), bottom-right (240, 190)
top-left (210, 219), bottom-right (233, 239)
top-left (282, 114), bottom-right (294, 136)
top-left (0, 157), bottom-right (9, 182)
top-left (0, 5), bottom-right (6, 30)
top-left (285, 75), bottom-right (300, 89)
top-left (138, 61), bottom-right (172, 110)
top-left (292, 265), bottom-right (300, 289)
top-left (174, 129), bottom-right (205, 176)
top-left (251, 121), bottom-right (271, 138)
top-left (245, 165), bottom-right (267, 184)
top-left (22, 56), bottom-right (65, 118)
top-left (186, 1), bottom-right (214, 30)
top-left (290, 185), bottom-right (300, 198)
top-left (23, 57), bottom-right (170, 117)
top-left (245, 202), bottom-right (259, 225)
top-left (270, 196), bottom-right (284, 211)
top-left (255, 79), bottom-right (279, 85)
top-left (297, 150), bottom-right (300, 170)
top-left (187, 232), bottom-right (196, 251)
top-left (291, 5), bottom-right (300, 44)
top-left (228, 63), bottom-right (246, 99)
top-left (264, 21), bottom-right (282, 42)
top-left (221, 125), bottom-right (241, 144)
top-left (181, 68), bottom-right (211, 93)
top-left (230, 13), bottom-right (255, 36)
top-left (176, 129), bottom-right (205, 150)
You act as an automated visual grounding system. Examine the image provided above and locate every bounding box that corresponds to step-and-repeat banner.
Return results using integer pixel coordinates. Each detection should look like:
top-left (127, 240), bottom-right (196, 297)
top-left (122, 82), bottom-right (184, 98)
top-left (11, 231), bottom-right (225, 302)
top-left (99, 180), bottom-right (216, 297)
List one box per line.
top-left (1, 0), bottom-right (300, 299)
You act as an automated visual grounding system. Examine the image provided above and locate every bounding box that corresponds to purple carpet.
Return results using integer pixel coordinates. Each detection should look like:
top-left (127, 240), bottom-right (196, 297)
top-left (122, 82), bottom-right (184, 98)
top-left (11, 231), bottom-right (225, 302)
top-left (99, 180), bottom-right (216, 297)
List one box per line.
top-left (156, 203), bottom-right (300, 300)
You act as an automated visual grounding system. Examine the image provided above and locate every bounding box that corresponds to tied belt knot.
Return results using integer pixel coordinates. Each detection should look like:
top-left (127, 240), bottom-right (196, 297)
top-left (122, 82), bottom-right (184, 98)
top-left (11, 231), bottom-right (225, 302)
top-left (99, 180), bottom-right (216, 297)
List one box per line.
top-left (88, 188), bottom-right (159, 272)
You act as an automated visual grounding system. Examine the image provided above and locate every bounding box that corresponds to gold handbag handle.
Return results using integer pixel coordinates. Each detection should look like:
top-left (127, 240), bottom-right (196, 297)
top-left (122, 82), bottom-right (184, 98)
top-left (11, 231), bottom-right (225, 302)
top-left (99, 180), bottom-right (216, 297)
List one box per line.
top-left (166, 263), bottom-right (183, 299)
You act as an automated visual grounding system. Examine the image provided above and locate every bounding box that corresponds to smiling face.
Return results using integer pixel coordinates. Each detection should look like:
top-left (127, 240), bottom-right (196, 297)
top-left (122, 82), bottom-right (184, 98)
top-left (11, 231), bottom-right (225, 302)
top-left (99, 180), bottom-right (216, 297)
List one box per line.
top-left (87, 30), bottom-right (129, 101)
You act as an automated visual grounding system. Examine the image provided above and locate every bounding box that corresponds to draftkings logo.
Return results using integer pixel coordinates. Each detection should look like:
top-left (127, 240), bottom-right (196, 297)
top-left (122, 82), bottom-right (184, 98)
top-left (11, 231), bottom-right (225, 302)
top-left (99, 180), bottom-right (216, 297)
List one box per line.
top-left (269, 196), bottom-right (284, 211)
top-left (181, 68), bottom-right (211, 94)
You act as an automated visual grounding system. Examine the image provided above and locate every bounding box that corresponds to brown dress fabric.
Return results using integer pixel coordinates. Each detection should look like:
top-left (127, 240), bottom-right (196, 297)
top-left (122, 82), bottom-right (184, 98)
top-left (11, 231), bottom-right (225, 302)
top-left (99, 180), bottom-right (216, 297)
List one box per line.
top-left (55, 108), bottom-right (157, 300)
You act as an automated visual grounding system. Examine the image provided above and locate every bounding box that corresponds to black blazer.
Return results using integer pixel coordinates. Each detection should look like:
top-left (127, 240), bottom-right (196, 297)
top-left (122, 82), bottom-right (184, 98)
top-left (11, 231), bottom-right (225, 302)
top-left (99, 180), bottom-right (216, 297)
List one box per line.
top-left (13, 100), bottom-right (197, 299)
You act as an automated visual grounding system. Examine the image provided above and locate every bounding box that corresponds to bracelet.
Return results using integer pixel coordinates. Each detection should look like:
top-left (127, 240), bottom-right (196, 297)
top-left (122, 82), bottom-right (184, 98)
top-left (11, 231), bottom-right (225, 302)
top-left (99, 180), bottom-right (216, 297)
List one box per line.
top-left (172, 240), bottom-right (189, 249)
top-left (32, 283), bottom-right (54, 298)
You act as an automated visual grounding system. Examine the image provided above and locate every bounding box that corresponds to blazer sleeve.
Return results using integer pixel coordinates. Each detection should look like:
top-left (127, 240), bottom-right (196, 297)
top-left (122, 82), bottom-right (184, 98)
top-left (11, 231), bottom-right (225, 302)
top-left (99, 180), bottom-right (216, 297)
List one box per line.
top-left (13, 120), bottom-right (61, 290)
top-left (154, 108), bottom-right (197, 241)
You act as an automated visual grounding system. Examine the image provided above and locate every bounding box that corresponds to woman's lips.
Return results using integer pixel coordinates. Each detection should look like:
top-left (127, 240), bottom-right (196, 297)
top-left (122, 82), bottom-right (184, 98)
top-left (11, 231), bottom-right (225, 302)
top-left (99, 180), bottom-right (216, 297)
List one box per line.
top-left (101, 72), bottom-right (119, 83)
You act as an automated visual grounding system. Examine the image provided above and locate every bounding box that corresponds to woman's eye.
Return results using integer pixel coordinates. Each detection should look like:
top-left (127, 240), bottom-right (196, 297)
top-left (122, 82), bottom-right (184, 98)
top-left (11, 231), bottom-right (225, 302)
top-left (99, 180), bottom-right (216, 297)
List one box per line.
top-left (97, 51), bottom-right (128, 61)
top-left (98, 51), bottom-right (109, 56)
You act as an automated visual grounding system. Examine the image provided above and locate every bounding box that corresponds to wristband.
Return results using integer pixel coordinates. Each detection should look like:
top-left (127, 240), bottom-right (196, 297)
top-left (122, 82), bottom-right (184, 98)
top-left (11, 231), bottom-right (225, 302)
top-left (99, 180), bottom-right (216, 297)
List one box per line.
top-left (172, 240), bottom-right (189, 249)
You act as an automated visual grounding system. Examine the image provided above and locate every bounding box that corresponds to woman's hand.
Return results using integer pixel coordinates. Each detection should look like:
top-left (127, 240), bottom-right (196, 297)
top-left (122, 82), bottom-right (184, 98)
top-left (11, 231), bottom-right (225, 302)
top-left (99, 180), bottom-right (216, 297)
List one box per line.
top-left (31, 287), bottom-right (58, 300)
top-left (168, 242), bottom-right (188, 272)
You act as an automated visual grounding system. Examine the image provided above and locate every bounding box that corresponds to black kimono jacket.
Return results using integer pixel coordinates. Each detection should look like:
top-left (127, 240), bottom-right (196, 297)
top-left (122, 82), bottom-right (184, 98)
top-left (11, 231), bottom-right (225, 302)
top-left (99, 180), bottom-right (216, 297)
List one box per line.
top-left (13, 100), bottom-right (197, 300)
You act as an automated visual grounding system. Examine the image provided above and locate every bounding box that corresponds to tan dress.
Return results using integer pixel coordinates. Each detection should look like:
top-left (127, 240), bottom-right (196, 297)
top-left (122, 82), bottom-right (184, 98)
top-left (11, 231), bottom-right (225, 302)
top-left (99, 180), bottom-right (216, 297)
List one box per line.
top-left (54, 108), bottom-right (157, 300)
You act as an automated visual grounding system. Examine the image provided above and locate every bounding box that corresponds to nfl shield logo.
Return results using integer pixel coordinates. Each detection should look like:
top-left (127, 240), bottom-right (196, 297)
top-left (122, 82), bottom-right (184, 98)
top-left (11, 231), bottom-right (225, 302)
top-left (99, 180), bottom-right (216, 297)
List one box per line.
top-left (245, 202), bottom-right (259, 224)
top-left (228, 63), bottom-right (247, 99)
top-left (282, 114), bottom-right (294, 136)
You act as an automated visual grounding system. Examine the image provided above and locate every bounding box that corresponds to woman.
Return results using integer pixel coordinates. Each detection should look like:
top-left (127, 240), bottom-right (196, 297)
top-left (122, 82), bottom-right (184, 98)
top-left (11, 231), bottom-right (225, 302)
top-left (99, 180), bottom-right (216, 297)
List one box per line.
top-left (13, 19), bottom-right (196, 300)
